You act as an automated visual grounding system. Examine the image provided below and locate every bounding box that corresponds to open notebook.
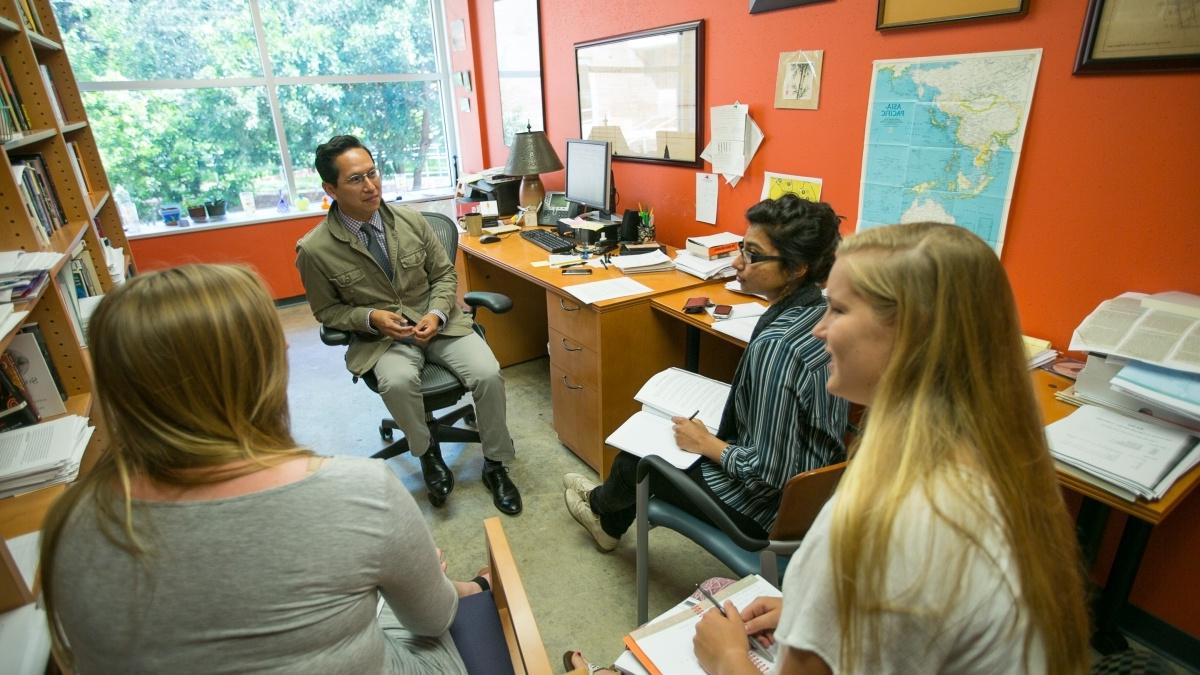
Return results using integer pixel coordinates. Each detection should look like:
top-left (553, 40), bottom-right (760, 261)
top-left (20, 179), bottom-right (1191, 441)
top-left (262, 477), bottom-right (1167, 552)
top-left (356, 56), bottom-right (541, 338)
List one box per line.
top-left (604, 368), bottom-right (731, 469)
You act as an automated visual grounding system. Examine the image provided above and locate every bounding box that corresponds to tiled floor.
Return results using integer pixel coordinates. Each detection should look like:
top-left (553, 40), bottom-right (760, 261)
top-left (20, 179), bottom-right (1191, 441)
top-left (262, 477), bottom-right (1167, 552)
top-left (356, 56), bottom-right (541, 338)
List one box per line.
top-left (281, 303), bottom-right (733, 668)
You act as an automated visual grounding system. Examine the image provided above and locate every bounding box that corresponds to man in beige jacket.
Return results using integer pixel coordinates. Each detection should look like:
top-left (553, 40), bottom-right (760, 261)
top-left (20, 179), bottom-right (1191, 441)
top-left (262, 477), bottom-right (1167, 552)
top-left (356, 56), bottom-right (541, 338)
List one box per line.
top-left (296, 135), bottom-right (521, 515)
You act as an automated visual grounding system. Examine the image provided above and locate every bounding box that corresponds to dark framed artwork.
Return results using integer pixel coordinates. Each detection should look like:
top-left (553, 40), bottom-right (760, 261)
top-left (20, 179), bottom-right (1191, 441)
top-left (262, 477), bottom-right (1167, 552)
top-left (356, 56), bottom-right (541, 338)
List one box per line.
top-left (1074, 0), bottom-right (1200, 74)
top-left (749, 0), bottom-right (831, 15)
top-left (575, 21), bottom-right (704, 167)
top-left (876, 0), bottom-right (1028, 30)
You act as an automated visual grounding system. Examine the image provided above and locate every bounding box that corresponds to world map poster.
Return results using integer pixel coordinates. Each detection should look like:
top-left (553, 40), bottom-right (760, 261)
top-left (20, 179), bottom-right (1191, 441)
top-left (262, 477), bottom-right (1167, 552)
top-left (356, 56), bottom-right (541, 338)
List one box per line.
top-left (856, 49), bottom-right (1042, 253)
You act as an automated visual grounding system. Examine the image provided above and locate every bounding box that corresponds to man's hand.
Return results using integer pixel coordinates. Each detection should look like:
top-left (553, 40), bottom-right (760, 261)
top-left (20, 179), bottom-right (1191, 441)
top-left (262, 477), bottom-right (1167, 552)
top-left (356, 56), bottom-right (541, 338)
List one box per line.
top-left (671, 417), bottom-right (727, 461)
top-left (740, 596), bottom-right (782, 647)
top-left (694, 601), bottom-right (758, 675)
top-left (413, 312), bottom-right (443, 340)
top-left (369, 310), bottom-right (415, 340)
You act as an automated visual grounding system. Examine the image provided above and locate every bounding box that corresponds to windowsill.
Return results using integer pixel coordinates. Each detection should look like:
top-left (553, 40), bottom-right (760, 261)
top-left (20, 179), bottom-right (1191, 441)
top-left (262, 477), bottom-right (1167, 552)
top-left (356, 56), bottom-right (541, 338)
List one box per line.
top-left (126, 190), bottom-right (455, 240)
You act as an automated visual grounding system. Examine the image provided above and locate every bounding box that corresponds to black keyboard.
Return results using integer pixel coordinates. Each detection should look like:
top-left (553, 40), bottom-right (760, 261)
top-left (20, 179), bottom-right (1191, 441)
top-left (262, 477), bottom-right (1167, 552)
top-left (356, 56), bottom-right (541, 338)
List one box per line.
top-left (520, 228), bottom-right (576, 254)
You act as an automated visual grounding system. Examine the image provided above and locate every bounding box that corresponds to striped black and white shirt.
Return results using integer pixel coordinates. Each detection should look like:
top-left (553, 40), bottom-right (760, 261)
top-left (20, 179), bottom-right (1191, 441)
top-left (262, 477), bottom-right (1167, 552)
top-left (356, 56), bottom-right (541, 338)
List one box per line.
top-left (700, 300), bottom-right (848, 533)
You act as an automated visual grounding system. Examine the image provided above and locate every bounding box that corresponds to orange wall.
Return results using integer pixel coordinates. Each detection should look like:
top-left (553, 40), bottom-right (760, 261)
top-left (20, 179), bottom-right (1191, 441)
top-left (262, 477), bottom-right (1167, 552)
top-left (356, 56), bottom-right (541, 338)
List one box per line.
top-left (470, 0), bottom-right (1200, 639)
top-left (129, 215), bottom-right (323, 299)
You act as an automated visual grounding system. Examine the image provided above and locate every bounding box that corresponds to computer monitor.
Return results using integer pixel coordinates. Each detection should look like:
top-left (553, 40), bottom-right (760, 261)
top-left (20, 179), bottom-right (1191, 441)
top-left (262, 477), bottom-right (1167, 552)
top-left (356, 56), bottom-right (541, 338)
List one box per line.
top-left (564, 139), bottom-right (613, 219)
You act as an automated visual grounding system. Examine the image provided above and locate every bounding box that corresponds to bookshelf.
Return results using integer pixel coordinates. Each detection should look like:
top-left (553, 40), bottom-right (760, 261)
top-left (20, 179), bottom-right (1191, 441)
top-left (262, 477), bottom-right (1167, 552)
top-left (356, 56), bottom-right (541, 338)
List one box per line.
top-left (0, 0), bottom-right (133, 661)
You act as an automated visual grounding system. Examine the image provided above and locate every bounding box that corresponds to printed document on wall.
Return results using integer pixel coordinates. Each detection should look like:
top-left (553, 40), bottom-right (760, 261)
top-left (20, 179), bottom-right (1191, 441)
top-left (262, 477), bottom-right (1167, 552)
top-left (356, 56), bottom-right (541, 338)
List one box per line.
top-left (696, 173), bottom-right (718, 224)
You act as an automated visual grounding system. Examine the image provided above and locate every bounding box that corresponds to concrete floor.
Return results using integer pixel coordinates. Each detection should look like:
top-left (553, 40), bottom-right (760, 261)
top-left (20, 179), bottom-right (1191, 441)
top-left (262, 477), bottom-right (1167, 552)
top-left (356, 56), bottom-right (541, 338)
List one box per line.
top-left (280, 303), bottom-right (733, 669)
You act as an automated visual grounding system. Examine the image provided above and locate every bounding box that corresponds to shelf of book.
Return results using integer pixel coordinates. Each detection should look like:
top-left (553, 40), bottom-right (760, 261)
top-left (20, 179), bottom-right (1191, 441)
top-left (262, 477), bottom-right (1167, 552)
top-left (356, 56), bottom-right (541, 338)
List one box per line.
top-left (87, 189), bottom-right (108, 218)
top-left (24, 30), bottom-right (58, 52)
top-left (0, 0), bottom-right (136, 648)
top-left (1, 128), bottom-right (56, 151)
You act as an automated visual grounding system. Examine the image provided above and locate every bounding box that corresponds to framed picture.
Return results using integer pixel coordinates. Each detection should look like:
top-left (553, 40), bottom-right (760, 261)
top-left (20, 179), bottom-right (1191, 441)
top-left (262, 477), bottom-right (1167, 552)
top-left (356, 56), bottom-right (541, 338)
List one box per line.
top-left (575, 21), bottom-right (704, 167)
top-left (1074, 0), bottom-right (1200, 74)
top-left (749, 0), bottom-right (831, 14)
top-left (876, 0), bottom-right (1028, 30)
top-left (774, 50), bottom-right (823, 110)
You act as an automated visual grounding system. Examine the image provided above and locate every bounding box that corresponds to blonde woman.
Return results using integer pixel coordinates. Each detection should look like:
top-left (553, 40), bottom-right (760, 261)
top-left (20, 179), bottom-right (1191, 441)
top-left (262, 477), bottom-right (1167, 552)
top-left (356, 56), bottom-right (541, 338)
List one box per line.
top-left (40, 264), bottom-right (484, 673)
top-left (694, 223), bottom-right (1089, 674)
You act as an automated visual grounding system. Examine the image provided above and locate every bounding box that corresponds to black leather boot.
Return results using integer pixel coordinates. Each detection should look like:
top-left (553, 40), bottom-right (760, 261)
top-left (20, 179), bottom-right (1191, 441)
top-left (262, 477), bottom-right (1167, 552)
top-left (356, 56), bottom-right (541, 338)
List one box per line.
top-left (482, 460), bottom-right (522, 516)
top-left (419, 444), bottom-right (454, 507)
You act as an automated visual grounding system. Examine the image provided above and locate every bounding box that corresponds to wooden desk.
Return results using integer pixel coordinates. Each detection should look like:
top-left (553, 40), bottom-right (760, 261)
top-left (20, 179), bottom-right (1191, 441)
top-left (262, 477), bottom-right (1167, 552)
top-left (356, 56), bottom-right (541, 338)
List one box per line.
top-left (457, 230), bottom-right (711, 475)
top-left (651, 285), bottom-right (760, 371)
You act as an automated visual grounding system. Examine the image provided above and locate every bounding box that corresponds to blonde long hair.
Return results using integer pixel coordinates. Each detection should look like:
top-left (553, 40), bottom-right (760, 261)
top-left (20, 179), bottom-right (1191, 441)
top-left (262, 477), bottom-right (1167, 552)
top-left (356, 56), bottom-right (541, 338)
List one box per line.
top-left (39, 264), bottom-right (309, 663)
top-left (829, 223), bottom-right (1088, 673)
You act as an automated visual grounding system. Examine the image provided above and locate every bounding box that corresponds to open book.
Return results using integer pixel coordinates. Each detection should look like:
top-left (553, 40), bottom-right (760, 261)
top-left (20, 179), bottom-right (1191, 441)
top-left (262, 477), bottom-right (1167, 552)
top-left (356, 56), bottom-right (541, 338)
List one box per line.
top-left (622, 575), bottom-right (782, 675)
top-left (604, 368), bottom-right (731, 469)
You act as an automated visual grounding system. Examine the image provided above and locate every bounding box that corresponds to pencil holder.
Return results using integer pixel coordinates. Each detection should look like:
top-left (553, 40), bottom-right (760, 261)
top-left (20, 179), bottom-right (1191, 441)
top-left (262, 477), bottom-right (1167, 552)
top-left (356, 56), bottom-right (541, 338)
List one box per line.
top-left (638, 212), bottom-right (655, 243)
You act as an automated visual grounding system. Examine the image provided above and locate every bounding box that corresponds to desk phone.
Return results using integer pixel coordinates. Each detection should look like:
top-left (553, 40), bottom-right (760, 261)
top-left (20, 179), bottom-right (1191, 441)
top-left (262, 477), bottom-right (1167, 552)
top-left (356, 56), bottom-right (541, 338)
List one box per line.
top-left (538, 191), bottom-right (576, 226)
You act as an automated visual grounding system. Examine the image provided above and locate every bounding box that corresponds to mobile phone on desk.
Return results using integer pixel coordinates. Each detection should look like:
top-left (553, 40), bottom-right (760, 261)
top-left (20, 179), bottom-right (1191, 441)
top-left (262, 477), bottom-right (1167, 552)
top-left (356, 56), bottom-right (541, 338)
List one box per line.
top-left (562, 268), bottom-right (593, 276)
top-left (712, 304), bottom-right (733, 319)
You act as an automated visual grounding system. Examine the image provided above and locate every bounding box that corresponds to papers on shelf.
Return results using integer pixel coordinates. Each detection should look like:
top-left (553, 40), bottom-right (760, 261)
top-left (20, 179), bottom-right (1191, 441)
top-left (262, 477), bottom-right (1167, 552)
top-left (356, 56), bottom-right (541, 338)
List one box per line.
top-left (0, 251), bottom-right (64, 275)
top-left (1070, 292), bottom-right (1200, 375)
top-left (562, 277), bottom-right (653, 305)
top-left (0, 415), bottom-right (94, 499)
top-left (674, 252), bottom-right (735, 280)
top-left (610, 250), bottom-right (675, 274)
top-left (1045, 404), bottom-right (1199, 501)
top-left (0, 310), bottom-right (28, 339)
top-left (1111, 360), bottom-right (1200, 421)
top-left (624, 575), bottom-right (781, 675)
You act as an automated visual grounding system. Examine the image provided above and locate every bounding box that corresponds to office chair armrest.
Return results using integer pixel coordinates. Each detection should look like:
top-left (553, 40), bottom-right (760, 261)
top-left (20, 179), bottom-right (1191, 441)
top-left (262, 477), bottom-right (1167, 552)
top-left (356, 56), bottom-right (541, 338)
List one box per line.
top-left (463, 291), bottom-right (513, 315)
top-left (635, 455), bottom-right (769, 550)
top-left (319, 325), bottom-right (352, 346)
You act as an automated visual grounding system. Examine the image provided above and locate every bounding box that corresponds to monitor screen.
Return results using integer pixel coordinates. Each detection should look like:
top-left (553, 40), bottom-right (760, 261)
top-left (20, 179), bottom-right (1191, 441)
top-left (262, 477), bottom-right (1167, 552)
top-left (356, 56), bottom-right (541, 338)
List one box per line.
top-left (564, 139), bottom-right (612, 214)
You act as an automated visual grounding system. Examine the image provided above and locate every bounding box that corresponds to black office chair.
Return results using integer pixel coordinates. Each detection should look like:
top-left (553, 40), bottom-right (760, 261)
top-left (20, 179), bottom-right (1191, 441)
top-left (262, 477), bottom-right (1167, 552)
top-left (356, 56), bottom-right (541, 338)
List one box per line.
top-left (320, 211), bottom-right (512, 463)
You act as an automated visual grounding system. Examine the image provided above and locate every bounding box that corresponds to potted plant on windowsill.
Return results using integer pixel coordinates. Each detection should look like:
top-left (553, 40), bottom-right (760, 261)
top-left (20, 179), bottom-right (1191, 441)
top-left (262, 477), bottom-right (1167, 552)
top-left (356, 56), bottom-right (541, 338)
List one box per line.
top-left (186, 199), bottom-right (208, 223)
top-left (204, 189), bottom-right (227, 220)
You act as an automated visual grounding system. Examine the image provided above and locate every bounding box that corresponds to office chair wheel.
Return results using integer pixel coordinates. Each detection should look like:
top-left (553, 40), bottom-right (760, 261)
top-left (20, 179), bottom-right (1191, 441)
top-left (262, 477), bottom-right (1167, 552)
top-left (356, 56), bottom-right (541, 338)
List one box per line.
top-left (380, 425), bottom-right (394, 442)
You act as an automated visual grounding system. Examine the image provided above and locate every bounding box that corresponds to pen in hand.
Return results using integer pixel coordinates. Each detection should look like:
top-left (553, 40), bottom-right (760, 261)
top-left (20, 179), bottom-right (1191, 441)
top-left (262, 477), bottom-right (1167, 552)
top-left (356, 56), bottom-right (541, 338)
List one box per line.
top-left (687, 409), bottom-right (700, 421)
top-left (697, 586), bottom-right (772, 660)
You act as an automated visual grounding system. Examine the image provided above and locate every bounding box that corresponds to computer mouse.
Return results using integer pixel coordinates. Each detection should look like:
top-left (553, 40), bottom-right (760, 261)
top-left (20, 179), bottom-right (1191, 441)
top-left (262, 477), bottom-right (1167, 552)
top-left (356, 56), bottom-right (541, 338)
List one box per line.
top-left (479, 234), bottom-right (501, 244)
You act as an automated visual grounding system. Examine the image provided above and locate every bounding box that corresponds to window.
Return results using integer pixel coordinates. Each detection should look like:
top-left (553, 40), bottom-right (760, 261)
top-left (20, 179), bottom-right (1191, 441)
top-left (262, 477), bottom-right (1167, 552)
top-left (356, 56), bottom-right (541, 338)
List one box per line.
top-left (52, 0), bottom-right (457, 224)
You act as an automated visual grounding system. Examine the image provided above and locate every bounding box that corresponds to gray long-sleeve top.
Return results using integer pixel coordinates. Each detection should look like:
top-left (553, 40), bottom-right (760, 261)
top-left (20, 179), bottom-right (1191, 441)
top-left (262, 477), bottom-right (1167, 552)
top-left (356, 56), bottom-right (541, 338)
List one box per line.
top-left (52, 457), bottom-right (458, 674)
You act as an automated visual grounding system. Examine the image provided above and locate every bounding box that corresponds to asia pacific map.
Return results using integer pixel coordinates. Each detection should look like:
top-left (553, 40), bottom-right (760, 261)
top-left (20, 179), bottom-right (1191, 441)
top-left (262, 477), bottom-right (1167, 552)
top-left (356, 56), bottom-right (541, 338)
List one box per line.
top-left (856, 49), bottom-right (1041, 253)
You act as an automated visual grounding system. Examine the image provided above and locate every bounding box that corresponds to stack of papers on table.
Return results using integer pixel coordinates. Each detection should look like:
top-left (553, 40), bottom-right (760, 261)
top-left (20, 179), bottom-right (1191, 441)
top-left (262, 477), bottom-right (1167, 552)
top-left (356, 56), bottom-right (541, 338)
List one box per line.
top-left (710, 303), bottom-right (768, 343)
top-left (1045, 404), bottom-right (1199, 501)
top-left (622, 575), bottom-right (781, 674)
top-left (1022, 335), bottom-right (1057, 369)
top-left (1111, 361), bottom-right (1200, 421)
top-left (674, 251), bottom-right (735, 280)
top-left (611, 250), bottom-right (675, 274)
top-left (0, 415), bottom-right (94, 499)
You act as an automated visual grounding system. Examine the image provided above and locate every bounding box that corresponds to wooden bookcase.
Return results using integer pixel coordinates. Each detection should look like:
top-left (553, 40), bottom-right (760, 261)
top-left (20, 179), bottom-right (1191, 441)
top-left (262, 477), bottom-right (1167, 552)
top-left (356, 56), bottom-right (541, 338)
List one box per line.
top-left (0, 0), bottom-right (135, 640)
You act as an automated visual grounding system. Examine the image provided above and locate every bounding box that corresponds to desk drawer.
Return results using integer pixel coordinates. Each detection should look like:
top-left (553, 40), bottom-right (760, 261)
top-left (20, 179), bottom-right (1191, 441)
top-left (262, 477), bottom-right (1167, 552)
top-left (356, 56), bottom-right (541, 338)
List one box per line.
top-left (548, 327), bottom-right (599, 384)
top-left (550, 362), bottom-right (602, 471)
top-left (546, 290), bottom-right (599, 352)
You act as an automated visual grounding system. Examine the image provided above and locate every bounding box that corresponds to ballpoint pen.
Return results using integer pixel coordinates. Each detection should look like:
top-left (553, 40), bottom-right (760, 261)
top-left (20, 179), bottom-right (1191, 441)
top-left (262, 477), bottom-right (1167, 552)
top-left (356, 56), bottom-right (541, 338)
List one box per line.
top-left (697, 586), bottom-right (773, 661)
top-left (687, 409), bottom-right (700, 420)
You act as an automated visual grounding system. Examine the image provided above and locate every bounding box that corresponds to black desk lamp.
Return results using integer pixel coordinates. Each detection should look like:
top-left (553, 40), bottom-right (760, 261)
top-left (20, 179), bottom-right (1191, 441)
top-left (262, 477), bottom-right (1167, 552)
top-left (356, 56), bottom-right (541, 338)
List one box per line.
top-left (503, 125), bottom-right (563, 212)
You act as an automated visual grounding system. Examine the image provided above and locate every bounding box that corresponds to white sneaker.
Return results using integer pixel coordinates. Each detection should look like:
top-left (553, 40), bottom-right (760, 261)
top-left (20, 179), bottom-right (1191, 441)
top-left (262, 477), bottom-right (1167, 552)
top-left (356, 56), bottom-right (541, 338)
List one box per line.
top-left (564, 487), bottom-right (619, 552)
top-left (562, 472), bottom-right (598, 500)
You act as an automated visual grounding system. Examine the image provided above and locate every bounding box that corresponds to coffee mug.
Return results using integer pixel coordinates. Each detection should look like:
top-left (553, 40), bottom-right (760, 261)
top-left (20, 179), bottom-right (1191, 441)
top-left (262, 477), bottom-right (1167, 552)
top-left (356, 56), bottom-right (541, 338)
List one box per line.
top-left (464, 212), bottom-right (483, 236)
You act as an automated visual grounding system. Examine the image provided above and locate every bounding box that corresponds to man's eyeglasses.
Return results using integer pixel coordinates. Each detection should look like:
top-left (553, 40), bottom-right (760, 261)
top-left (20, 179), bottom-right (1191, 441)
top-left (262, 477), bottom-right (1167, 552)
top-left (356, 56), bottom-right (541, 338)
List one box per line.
top-left (344, 168), bottom-right (381, 187)
top-left (737, 241), bottom-right (787, 265)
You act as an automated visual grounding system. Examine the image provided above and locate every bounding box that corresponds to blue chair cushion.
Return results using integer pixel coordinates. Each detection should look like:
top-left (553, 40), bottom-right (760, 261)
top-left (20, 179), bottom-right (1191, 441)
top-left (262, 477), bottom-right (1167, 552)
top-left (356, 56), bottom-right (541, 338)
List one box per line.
top-left (648, 500), bottom-right (789, 580)
top-left (449, 591), bottom-right (515, 675)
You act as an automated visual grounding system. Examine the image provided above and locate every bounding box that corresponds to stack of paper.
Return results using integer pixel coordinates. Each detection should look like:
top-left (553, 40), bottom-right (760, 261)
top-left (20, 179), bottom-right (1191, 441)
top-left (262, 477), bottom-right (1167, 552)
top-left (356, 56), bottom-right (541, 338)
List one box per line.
top-left (1022, 335), bottom-right (1057, 370)
top-left (1045, 404), bottom-right (1199, 501)
top-left (710, 303), bottom-right (768, 343)
top-left (562, 277), bottom-right (653, 305)
top-left (0, 270), bottom-right (50, 305)
top-left (104, 244), bottom-right (126, 284)
top-left (0, 251), bottom-right (64, 274)
top-left (724, 280), bottom-right (769, 300)
top-left (1111, 361), bottom-right (1200, 422)
top-left (674, 251), bottom-right (735, 280)
top-left (611, 250), bottom-right (675, 274)
top-left (0, 415), bottom-right (94, 499)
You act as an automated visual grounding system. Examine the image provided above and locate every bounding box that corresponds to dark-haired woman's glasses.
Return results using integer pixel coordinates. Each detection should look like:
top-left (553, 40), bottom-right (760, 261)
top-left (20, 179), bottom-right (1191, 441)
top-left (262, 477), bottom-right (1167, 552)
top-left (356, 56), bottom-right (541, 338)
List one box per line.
top-left (737, 241), bottom-right (787, 265)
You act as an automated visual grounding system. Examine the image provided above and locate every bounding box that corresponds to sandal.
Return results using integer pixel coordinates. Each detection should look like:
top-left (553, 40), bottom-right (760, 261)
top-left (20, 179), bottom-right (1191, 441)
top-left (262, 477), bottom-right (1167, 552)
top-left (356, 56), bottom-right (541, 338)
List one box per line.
top-left (472, 567), bottom-right (491, 593)
top-left (561, 650), bottom-right (617, 674)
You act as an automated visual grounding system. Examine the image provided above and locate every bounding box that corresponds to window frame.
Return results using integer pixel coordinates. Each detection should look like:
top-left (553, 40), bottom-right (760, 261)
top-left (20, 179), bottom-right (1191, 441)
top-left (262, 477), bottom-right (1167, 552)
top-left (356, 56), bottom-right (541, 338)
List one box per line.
top-left (68, 0), bottom-right (459, 211)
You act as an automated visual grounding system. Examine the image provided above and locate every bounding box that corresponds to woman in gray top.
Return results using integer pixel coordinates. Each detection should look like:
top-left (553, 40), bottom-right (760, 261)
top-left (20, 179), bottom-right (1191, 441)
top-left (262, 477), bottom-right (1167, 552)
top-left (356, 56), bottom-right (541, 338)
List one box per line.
top-left (40, 264), bottom-right (479, 674)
